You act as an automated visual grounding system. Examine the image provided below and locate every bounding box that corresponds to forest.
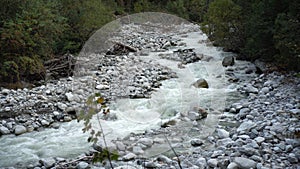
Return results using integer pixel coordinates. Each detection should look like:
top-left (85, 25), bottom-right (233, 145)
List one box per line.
top-left (0, 0), bottom-right (299, 85)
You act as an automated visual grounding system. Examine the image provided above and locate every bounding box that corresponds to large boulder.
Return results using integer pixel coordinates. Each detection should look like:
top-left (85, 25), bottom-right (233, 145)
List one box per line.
top-left (14, 125), bottom-right (27, 135)
top-left (192, 78), bottom-right (209, 88)
top-left (254, 59), bottom-right (267, 73)
top-left (222, 56), bottom-right (235, 67)
top-left (234, 157), bottom-right (257, 169)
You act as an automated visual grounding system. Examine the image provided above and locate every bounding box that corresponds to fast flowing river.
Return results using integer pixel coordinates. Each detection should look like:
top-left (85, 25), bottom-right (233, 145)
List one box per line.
top-left (0, 30), bottom-right (238, 168)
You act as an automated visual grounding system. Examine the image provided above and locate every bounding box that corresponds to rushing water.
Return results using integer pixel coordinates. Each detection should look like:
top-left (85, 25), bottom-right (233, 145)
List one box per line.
top-left (0, 31), bottom-right (238, 168)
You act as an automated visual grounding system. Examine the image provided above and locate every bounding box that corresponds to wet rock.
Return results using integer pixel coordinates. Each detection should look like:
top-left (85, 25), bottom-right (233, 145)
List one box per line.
top-left (191, 139), bottom-right (204, 147)
top-left (40, 158), bottom-right (56, 169)
top-left (14, 125), bottom-right (27, 135)
top-left (222, 56), bottom-right (235, 67)
top-left (157, 155), bottom-right (173, 164)
top-left (244, 84), bottom-right (258, 94)
top-left (227, 162), bottom-right (239, 169)
top-left (138, 138), bottom-right (153, 147)
top-left (260, 87), bottom-right (270, 94)
top-left (254, 59), bottom-right (267, 73)
top-left (143, 161), bottom-right (158, 168)
top-left (132, 146), bottom-right (144, 155)
top-left (123, 153), bottom-right (136, 161)
top-left (237, 121), bottom-right (256, 132)
top-left (0, 126), bottom-right (10, 134)
top-left (207, 159), bottom-right (218, 168)
top-left (41, 120), bottom-right (50, 126)
top-left (76, 162), bottom-right (89, 169)
top-left (234, 157), bottom-right (256, 169)
top-left (63, 115), bottom-right (72, 122)
top-left (195, 157), bottom-right (207, 169)
top-left (116, 141), bottom-right (126, 151)
top-left (192, 78), bottom-right (209, 88)
top-left (216, 129), bottom-right (229, 139)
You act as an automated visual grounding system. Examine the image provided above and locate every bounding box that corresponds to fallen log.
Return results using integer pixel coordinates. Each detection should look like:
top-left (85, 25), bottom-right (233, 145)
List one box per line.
top-left (44, 53), bottom-right (76, 79)
top-left (106, 41), bottom-right (137, 55)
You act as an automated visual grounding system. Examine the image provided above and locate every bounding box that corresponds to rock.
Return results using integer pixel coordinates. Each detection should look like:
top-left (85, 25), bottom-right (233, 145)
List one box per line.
top-left (192, 78), bottom-right (209, 88)
top-left (65, 92), bottom-right (75, 102)
top-left (227, 162), bottom-right (239, 169)
top-left (188, 111), bottom-right (200, 121)
top-left (132, 146), bottom-right (144, 155)
top-left (143, 161), bottom-right (158, 168)
top-left (63, 115), bottom-right (72, 122)
top-left (237, 121), bottom-right (256, 132)
top-left (53, 111), bottom-right (60, 116)
top-left (138, 138), bottom-right (153, 147)
top-left (115, 166), bottom-right (136, 169)
top-left (40, 158), bottom-right (56, 169)
top-left (222, 56), bottom-right (235, 67)
top-left (157, 155), bottom-right (173, 164)
top-left (0, 126), bottom-right (10, 134)
top-left (191, 139), bottom-right (204, 147)
top-left (153, 137), bottom-right (165, 144)
top-left (234, 157), bottom-right (256, 169)
top-left (216, 129), bottom-right (229, 139)
top-left (41, 120), bottom-right (50, 126)
top-left (116, 141), bottom-right (126, 151)
top-left (123, 153), bottom-right (136, 161)
top-left (1, 88), bottom-right (10, 95)
top-left (254, 59), bottom-right (267, 73)
top-left (195, 157), bottom-right (207, 169)
top-left (244, 84), bottom-right (259, 94)
top-left (207, 159), bottom-right (218, 167)
top-left (77, 162), bottom-right (89, 169)
top-left (254, 137), bottom-right (265, 144)
top-left (260, 87), bottom-right (269, 94)
top-left (14, 125), bottom-right (27, 135)
top-left (96, 84), bottom-right (109, 90)
top-left (288, 153), bottom-right (298, 163)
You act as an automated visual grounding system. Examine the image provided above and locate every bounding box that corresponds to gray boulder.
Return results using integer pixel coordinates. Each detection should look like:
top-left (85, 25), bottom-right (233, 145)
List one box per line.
top-left (234, 157), bottom-right (256, 169)
top-left (0, 126), bottom-right (10, 134)
top-left (14, 125), bottom-right (27, 135)
top-left (76, 162), bottom-right (89, 169)
top-left (222, 56), bottom-right (235, 67)
top-left (192, 78), bottom-right (209, 88)
top-left (40, 158), bottom-right (56, 169)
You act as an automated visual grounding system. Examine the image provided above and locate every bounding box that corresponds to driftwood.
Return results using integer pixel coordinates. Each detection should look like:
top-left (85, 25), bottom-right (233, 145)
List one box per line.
top-left (106, 41), bottom-right (137, 55)
top-left (44, 53), bottom-right (76, 79)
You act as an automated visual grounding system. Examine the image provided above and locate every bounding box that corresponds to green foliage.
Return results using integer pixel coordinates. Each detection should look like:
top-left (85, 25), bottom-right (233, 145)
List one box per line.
top-left (202, 0), bottom-right (242, 51)
top-left (0, 0), bottom-right (65, 83)
top-left (133, 0), bottom-right (153, 13)
top-left (203, 0), bottom-right (300, 70)
top-left (77, 93), bottom-right (115, 164)
top-left (185, 0), bottom-right (208, 22)
top-left (57, 0), bottom-right (115, 54)
top-left (92, 149), bottom-right (119, 163)
top-left (273, 11), bottom-right (300, 70)
top-left (166, 0), bottom-right (189, 19)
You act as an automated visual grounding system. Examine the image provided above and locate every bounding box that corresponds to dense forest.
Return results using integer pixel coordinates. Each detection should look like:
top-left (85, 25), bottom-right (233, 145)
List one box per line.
top-left (0, 0), bottom-right (299, 86)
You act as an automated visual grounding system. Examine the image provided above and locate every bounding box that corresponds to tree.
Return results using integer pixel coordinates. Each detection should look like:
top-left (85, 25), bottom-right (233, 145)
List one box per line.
top-left (203, 0), bottom-right (242, 52)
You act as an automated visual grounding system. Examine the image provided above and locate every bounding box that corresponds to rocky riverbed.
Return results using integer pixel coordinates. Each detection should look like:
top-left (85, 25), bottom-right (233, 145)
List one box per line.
top-left (1, 18), bottom-right (299, 169)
